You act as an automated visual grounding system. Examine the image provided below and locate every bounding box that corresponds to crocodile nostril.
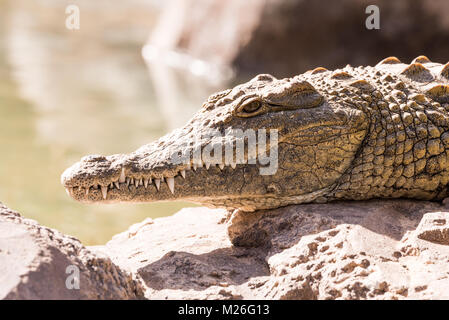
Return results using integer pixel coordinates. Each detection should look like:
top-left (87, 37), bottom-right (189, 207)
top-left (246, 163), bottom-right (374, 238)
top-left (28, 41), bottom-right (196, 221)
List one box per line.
top-left (81, 155), bottom-right (107, 162)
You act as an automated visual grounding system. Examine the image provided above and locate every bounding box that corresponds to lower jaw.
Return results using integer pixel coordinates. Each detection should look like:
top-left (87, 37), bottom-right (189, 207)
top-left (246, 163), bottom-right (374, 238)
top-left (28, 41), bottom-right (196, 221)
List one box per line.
top-left (68, 182), bottom-right (188, 203)
top-left (68, 187), bottom-right (333, 212)
top-left (68, 185), bottom-right (334, 212)
top-left (67, 182), bottom-right (262, 210)
top-left (66, 164), bottom-right (256, 203)
top-left (194, 185), bottom-right (336, 211)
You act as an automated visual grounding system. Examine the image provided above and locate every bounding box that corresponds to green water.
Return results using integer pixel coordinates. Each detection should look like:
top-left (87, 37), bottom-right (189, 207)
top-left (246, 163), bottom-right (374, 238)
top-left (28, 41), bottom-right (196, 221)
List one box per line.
top-left (0, 0), bottom-right (221, 244)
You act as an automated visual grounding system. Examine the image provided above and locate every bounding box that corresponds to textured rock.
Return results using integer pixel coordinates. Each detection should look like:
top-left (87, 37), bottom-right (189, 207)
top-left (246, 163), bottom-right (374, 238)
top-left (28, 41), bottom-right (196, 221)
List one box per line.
top-left (150, 0), bottom-right (449, 78)
top-left (101, 200), bottom-right (449, 299)
top-left (4, 199), bottom-right (449, 299)
top-left (416, 211), bottom-right (449, 245)
top-left (0, 202), bottom-right (144, 300)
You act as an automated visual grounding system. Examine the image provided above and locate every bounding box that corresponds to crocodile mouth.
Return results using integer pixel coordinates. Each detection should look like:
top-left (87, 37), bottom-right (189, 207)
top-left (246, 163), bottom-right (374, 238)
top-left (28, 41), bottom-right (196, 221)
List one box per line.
top-left (61, 126), bottom-right (281, 204)
top-left (63, 159), bottom-right (335, 211)
top-left (62, 160), bottom-right (252, 204)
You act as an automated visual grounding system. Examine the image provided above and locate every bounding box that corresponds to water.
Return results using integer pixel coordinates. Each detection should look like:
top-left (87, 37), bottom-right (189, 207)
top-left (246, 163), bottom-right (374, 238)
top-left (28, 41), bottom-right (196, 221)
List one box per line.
top-left (0, 0), bottom-right (228, 244)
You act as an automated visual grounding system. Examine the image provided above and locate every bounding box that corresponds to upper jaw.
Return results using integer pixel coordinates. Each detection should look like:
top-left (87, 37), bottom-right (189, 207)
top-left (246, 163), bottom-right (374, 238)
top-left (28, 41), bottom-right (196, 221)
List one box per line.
top-left (61, 120), bottom-right (280, 202)
top-left (62, 159), bottom-right (252, 204)
top-left (61, 152), bottom-right (189, 202)
top-left (60, 141), bottom-right (252, 203)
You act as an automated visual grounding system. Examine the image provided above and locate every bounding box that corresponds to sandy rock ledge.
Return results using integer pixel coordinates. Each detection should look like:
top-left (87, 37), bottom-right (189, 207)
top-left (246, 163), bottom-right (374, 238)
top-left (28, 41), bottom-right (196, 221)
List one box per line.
top-left (99, 200), bottom-right (449, 300)
top-left (0, 202), bottom-right (144, 299)
top-left (2, 199), bottom-right (449, 299)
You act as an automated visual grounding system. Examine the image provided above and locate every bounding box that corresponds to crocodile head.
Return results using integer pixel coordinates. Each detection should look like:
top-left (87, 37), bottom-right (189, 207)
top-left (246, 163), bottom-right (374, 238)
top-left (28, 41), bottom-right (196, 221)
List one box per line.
top-left (61, 73), bottom-right (369, 211)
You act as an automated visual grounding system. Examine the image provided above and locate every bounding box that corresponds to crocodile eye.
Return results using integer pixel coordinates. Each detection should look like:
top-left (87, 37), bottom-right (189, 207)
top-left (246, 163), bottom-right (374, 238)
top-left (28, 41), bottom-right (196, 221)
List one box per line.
top-left (242, 100), bottom-right (262, 113)
top-left (235, 98), bottom-right (267, 117)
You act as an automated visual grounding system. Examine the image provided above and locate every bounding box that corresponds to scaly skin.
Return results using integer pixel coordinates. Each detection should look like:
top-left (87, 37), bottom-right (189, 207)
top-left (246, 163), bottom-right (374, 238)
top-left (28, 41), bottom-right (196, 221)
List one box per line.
top-left (61, 56), bottom-right (449, 212)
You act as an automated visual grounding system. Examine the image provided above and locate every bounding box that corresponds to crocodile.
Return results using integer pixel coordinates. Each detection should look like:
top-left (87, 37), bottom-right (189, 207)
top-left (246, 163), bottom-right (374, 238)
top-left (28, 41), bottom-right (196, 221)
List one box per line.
top-left (61, 56), bottom-right (449, 212)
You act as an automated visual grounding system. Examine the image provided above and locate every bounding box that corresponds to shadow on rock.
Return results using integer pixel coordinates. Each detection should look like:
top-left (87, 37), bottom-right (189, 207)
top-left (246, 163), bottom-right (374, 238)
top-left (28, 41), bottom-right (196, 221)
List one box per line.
top-left (228, 199), bottom-right (441, 251)
top-left (138, 247), bottom-right (269, 291)
top-left (101, 201), bottom-right (449, 299)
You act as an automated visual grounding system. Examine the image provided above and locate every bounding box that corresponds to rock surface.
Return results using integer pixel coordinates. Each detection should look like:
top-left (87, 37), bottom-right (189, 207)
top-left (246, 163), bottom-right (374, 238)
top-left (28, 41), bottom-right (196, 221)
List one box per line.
top-left (0, 202), bottom-right (144, 299)
top-left (3, 199), bottom-right (449, 299)
top-left (101, 200), bottom-right (449, 299)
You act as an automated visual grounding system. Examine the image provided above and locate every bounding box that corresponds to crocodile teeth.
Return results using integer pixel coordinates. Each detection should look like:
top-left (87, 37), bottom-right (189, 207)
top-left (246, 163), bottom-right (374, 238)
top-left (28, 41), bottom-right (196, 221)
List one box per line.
top-left (180, 170), bottom-right (186, 179)
top-left (114, 182), bottom-right (120, 189)
top-left (65, 187), bottom-right (72, 196)
top-left (155, 178), bottom-right (161, 190)
top-left (101, 186), bottom-right (108, 199)
top-left (206, 162), bottom-right (211, 169)
top-left (119, 168), bottom-right (126, 183)
top-left (166, 177), bottom-right (175, 194)
top-left (193, 162), bottom-right (203, 170)
top-left (126, 177), bottom-right (130, 187)
top-left (144, 178), bottom-right (149, 188)
top-left (230, 162), bottom-right (236, 169)
top-left (219, 163), bottom-right (224, 170)
top-left (85, 187), bottom-right (89, 196)
top-left (134, 178), bottom-right (139, 187)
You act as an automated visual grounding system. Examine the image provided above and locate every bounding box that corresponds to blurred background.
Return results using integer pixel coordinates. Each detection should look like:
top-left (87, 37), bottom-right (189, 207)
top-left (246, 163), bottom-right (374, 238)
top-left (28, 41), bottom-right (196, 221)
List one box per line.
top-left (0, 0), bottom-right (448, 244)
